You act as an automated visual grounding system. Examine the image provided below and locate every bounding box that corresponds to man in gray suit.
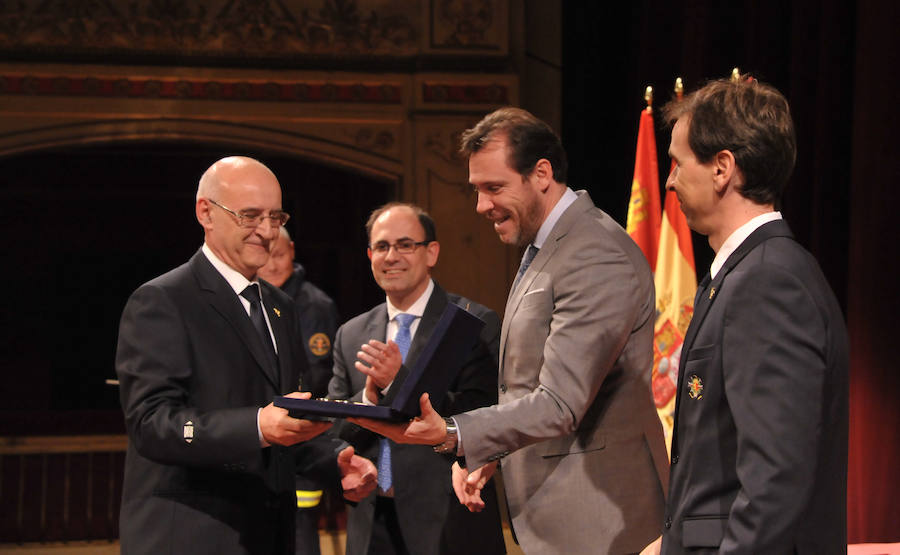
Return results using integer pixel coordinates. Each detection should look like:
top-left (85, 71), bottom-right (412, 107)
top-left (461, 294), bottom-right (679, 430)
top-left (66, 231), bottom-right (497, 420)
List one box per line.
top-left (644, 77), bottom-right (849, 554)
top-left (353, 108), bottom-right (669, 554)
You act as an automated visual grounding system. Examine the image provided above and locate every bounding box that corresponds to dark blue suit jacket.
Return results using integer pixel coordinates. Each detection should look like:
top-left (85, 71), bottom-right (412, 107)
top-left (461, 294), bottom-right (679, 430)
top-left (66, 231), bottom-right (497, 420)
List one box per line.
top-left (662, 220), bottom-right (849, 554)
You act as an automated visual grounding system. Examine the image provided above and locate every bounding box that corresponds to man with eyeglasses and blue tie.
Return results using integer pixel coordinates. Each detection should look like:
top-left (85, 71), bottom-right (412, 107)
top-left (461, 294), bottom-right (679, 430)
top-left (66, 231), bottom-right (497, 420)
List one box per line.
top-left (327, 202), bottom-right (506, 555)
top-left (115, 155), bottom-right (376, 555)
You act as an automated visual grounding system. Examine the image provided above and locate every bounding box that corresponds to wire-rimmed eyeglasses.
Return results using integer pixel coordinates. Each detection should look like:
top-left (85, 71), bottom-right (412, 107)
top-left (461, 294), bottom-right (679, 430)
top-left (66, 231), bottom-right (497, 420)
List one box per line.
top-left (208, 198), bottom-right (290, 228)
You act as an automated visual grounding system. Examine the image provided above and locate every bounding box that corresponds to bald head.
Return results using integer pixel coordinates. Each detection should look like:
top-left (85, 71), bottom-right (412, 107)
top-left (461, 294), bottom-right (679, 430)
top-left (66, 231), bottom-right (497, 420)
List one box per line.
top-left (195, 156), bottom-right (284, 280)
top-left (197, 156), bottom-right (279, 202)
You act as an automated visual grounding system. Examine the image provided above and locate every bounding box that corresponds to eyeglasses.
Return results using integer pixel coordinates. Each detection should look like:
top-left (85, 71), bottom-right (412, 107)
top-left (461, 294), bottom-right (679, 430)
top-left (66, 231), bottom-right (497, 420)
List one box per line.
top-left (207, 199), bottom-right (290, 228)
top-left (368, 239), bottom-right (430, 255)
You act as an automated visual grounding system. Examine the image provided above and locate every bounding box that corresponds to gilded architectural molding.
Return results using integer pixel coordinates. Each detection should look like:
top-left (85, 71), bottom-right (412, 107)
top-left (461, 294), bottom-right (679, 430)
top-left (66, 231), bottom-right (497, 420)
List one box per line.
top-left (0, 73), bottom-right (403, 103)
top-left (0, 0), bottom-right (507, 61)
top-left (422, 82), bottom-right (508, 104)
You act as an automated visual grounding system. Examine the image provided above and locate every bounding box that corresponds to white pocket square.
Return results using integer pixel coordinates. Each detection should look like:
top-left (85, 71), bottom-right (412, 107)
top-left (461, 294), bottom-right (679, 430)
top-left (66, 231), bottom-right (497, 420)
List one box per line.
top-left (523, 288), bottom-right (545, 297)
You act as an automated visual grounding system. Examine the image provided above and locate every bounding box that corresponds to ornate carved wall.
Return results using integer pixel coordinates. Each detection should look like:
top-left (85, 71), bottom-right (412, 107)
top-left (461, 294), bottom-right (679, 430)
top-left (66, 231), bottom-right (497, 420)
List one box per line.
top-left (0, 2), bottom-right (522, 545)
top-left (0, 0), bottom-right (509, 60)
top-left (0, 0), bottom-right (520, 315)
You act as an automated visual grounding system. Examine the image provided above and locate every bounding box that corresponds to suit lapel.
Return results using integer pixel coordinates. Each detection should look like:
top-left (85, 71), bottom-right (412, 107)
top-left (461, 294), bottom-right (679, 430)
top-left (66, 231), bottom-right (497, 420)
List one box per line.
top-left (191, 250), bottom-right (279, 389)
top-left (380, 284), bottom-right (448, 398)
top-left (354, 305), bottom-right (389, 397)
top-left (673, 220), bottom-right (795, 441)
top-left (366, 306), bottom-right (388, 344)
top-left (261, 283), bottom-right (293, 392)
top-left (406, 284), bottom-right (449, 365)
top-left (677, 273), bottom-right (713, 371)
top-left (499, 191), bottom-right (591, 370)
top-left (679, 220), bottom-right (794, 367)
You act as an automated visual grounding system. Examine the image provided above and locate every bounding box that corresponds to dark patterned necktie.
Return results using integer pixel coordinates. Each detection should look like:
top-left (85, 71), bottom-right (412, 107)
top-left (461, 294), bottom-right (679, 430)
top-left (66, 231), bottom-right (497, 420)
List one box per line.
top-left (240, 283), bottom-right (278, 372)
top-left (512, 244), bottom-right (539, 292)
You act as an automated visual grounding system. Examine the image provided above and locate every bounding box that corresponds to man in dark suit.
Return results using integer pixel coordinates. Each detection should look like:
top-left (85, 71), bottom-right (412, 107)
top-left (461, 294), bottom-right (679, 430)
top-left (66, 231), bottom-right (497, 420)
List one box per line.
top-left (351, 110), bottom-right (668, 555)
top-left (115, 156), bottom-right (375, 555)
top-left (643, 77), bottom-right (849, 554)
top-left (259, 226), bottom-right (339, 398)
top-left (328, 202), bottom-right (506, 555)
top-left (258, 225), bottom-right (340, 555)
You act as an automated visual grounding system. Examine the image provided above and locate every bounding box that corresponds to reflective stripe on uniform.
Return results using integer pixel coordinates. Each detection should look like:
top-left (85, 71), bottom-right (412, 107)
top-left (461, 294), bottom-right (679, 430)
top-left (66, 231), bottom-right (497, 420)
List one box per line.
top-left (296, 489), bottom-right (323, 508)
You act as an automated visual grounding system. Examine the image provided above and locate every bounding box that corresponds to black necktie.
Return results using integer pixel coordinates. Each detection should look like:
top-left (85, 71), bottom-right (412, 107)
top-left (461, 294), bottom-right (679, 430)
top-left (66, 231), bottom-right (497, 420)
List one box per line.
top-left (240, 283), bottom-right (278, 371)
top-left (512, 244), bottom-right (539, 292)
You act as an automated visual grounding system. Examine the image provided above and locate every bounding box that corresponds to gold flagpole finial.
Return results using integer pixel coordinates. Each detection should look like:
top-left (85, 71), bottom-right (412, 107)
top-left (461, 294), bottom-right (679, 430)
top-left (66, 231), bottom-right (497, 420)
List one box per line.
top-left (674, 77), bottom-right (684, 101)
top-left (730, 67), bottom-right (741, 82)
top-left (644, 86), bottom-right (653, 113)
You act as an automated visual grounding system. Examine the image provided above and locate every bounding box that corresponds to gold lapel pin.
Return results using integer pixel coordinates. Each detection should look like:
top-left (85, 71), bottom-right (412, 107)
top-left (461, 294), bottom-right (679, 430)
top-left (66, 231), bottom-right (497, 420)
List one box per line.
top-left (273, 307), bottom-right (281, 317)
top-left (709, 287), bottom-right (716, 300)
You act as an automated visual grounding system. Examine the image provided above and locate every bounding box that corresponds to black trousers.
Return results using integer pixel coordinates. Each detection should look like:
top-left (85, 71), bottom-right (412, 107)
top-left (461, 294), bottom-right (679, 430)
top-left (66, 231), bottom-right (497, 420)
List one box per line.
top-left (367, 496), bottom-right (411, 555)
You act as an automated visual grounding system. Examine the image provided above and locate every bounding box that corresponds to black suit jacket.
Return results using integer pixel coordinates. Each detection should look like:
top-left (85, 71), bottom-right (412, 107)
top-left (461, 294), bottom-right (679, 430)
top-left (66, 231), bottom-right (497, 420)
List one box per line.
top-left (661, 220), bottom-right (849, 554)
top-left (116, 249), bottom-right (344, 555)
top-left (328, 282), bottom-right (506, 555)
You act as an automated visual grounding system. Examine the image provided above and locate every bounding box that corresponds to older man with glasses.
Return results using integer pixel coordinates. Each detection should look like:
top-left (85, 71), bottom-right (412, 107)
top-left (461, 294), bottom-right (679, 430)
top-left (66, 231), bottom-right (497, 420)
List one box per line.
top-left (115, 155), bottom-right (376, 555)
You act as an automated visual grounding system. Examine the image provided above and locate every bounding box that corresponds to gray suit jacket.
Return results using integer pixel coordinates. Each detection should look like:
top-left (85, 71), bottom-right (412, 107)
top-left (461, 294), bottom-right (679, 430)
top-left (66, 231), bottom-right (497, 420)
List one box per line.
top-left (661, 220), bottom-right (849, 554)
top-left (328, 282), bottom-right (506, 555)
top-left (116, 249), bottom-right (344, 555)
top-left (454, 191), bottom-right (669, 554)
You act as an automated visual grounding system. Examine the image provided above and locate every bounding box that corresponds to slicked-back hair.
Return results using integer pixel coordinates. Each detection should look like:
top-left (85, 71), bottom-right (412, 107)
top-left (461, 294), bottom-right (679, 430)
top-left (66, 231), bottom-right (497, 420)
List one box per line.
top-left (365, 202), bottom-right (437, 243)
top-left (661, 75), bottom-right (796, 207)
top-left (459, 107), bottom-right (568, 184)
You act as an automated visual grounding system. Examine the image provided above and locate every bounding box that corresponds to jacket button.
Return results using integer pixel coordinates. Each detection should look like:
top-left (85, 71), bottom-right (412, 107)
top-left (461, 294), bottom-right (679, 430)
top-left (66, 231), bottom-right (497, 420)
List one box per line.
top-left (664, 517), bottom-right (672, 529)
top-left (500, 384), bottom-right (507, 393)
top-left (671, 454), bottom-right (679, 464)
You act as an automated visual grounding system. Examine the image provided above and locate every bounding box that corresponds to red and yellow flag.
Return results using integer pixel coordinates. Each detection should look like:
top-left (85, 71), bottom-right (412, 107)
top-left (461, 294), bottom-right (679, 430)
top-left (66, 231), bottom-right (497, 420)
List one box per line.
top-left (652, 163), bottom-right (697, 453)
top-left (626, 106), bottom-right (662, 271)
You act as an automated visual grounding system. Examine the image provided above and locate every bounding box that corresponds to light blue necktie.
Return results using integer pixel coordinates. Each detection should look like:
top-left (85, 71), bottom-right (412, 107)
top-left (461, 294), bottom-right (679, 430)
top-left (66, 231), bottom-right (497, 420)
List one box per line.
top-left (377, 313), bottom-right (416, 491)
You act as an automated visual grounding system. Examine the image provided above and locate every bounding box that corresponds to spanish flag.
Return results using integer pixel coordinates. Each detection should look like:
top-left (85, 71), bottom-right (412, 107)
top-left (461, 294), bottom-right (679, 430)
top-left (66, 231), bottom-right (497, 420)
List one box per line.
top-left (625, 105), bottom-right (662, 271)
top-left (652, 165), bottom-right (697, 453)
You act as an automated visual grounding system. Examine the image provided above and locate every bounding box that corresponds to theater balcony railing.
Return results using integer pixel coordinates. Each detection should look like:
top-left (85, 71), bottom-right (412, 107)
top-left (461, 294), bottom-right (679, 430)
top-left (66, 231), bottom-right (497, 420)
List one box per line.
top-left (0, 435), bottom-right (126, 545)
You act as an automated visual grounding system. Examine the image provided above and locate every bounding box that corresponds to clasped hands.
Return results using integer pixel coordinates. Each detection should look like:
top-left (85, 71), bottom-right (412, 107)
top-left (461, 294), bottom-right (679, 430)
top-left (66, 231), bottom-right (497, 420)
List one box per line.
top-left (259, 391), bottom-right (377, 502)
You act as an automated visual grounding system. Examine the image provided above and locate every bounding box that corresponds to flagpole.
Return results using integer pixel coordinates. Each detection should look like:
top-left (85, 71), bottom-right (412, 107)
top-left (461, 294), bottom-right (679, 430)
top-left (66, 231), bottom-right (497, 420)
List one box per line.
top-left (650, 75), bottom-right (698, 455)
top-left (625, 85), bottom-right (662, 270)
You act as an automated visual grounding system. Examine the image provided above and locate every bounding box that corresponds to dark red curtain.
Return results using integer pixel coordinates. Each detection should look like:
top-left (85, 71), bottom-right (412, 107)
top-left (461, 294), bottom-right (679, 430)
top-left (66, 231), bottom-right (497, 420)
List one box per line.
top-left (563, 0), bottom-right (900, 543)
top-left (846, 0), bottom-right (900, 542)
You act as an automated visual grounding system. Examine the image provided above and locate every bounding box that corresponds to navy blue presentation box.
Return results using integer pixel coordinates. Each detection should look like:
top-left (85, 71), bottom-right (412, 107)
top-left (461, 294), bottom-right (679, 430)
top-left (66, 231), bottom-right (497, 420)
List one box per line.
top-left (274, 302), bottom-right (485, 421)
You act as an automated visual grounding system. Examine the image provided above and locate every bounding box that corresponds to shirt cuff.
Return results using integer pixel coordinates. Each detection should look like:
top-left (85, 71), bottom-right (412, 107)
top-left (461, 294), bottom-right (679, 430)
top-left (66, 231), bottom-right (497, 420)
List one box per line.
top-left (257, 407), bottom-right (270, 447)
top-left (361, 381), bottom-right (394, 405)
top-left (452, 416), bottom-right (464, 456)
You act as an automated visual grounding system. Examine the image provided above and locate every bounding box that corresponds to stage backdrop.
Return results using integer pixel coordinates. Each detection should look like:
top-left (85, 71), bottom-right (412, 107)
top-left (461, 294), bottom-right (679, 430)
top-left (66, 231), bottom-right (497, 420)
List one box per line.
top-left (562, 0), bottom-right (899, 544)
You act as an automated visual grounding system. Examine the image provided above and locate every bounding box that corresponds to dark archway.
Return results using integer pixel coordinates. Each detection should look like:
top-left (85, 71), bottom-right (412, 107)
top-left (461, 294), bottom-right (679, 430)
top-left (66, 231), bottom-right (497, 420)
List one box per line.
top-left (0, 141), bottom-right (390, 434)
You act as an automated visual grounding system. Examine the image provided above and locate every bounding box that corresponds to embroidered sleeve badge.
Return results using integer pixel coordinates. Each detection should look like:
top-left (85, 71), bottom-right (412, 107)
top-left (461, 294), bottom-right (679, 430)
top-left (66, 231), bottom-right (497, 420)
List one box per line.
top-left (308, 332), bottom-right (331, 357)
